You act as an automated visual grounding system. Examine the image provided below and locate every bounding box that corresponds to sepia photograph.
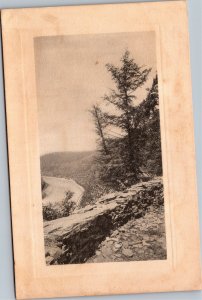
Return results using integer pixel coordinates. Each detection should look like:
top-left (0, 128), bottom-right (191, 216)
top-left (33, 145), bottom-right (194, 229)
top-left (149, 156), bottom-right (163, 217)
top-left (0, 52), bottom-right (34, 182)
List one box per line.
top-left (2, 1), bottom-right (201, 298)
top-left (35, 31), bottom-right (167, 265)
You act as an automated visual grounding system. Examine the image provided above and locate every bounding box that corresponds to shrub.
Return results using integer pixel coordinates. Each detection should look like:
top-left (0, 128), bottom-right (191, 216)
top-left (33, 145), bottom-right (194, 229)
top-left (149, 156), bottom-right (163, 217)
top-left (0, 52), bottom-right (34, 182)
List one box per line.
top-left (42, 191), bottom-right (76, 221)
top-left (43, 203), bottom-right (59, 221)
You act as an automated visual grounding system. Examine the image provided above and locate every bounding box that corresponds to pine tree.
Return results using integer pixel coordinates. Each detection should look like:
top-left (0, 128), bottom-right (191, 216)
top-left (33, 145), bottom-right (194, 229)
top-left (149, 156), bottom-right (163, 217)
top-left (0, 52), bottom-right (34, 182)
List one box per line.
top-left (132, 75), bottom-right (162, 176)
top-left (90, 51), bottom-right (162, 192)
top-left (103, 50), bottom-right (151, 179)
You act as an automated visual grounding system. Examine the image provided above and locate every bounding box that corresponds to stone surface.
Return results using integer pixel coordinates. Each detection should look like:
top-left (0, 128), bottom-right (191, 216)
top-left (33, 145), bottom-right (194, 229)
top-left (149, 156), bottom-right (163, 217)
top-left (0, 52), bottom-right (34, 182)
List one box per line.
top-left (44, 178), bottom-right (164, 265)
top-left (87, 207), bottom-right (166, 263)
top-left (122, 248), bottom-right (133, 257)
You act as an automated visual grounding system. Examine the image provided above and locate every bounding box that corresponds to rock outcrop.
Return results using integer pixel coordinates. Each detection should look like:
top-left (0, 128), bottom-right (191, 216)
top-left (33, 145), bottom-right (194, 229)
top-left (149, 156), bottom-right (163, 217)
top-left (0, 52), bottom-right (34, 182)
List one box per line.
top-left (87, 206), bottom-right (166, 263)
top-left (44, 177), bottom-right (163, 265)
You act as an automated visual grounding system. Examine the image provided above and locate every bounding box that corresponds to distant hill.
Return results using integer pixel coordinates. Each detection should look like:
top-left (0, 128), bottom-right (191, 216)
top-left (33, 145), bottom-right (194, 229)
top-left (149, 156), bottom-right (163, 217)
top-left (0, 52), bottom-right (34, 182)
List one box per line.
top-left (40, 151), bottom-right (106, 206)
top-left (41, 151), bottom-right (96, 182)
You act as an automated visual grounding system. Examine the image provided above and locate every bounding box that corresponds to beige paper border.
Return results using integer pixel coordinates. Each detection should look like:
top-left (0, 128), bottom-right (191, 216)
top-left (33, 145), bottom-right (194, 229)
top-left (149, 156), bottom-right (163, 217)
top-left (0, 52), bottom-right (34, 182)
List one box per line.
top-left (1, 1), bottom-right (201, 299)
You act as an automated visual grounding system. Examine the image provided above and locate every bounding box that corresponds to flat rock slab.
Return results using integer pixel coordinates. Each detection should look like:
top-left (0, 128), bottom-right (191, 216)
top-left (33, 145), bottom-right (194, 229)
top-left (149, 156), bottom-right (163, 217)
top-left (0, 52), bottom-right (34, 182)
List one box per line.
top-left (44, 177), bottom-right (163, 265)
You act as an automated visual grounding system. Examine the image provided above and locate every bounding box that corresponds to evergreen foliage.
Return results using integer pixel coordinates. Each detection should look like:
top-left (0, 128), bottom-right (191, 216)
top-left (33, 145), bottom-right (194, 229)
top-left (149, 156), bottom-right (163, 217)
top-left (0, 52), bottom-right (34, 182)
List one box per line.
top-left (90, 50), bottom-right (162, 190)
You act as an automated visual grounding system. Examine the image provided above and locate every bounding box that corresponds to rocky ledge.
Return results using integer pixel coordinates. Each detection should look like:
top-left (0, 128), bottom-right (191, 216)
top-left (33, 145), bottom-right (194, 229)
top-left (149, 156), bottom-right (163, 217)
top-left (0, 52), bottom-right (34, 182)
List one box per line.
top-left (44, 177), bottom-right (164, 265)
top-left (87, 206), bottom-right (166, 263)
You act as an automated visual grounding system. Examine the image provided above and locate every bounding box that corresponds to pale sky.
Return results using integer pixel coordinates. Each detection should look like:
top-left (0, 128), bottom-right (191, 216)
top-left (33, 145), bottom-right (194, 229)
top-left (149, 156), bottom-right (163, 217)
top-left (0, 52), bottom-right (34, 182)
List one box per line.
top-left (34, 32), bottom-right (156, 155)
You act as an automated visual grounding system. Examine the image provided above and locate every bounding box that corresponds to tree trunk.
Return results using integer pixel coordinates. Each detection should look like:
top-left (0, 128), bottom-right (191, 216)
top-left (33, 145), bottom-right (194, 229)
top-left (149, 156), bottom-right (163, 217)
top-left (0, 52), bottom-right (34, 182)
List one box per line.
top-left (94, 106), bottom-right (109, 155)
top-left (124, 93), bottom-right (138, 181)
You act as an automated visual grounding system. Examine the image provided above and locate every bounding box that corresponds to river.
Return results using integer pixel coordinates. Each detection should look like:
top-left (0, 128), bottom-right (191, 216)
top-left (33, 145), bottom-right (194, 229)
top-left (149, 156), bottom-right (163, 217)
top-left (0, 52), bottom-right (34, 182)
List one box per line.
top-left (42, 176), bottom-right (84, 208)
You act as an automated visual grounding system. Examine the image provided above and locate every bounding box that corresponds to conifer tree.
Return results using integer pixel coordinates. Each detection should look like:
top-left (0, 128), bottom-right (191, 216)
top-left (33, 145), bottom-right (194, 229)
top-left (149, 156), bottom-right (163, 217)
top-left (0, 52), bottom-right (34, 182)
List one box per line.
top-left (103, 50), bottom-right (151, 179)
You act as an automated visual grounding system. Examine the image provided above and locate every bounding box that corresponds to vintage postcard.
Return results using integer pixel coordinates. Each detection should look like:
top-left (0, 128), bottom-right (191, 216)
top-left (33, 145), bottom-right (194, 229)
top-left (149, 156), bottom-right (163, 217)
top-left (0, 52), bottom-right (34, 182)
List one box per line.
top-left (1, 1), bottom-right (201, 299)
top-left (36, 31), bottom-right (166, 265)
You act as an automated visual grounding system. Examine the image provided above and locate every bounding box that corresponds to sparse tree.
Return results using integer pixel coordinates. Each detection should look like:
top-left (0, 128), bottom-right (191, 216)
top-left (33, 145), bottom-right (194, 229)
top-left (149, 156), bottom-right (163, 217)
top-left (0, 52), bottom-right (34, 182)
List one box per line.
top-left (90, 105), bottom-right (109, 155)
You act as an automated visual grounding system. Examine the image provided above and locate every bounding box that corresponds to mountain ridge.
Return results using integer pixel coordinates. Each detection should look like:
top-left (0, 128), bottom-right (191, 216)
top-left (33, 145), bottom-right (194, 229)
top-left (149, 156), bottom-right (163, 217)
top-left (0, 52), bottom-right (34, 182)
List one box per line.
top-left (40, 150), bottom-right (103, 206)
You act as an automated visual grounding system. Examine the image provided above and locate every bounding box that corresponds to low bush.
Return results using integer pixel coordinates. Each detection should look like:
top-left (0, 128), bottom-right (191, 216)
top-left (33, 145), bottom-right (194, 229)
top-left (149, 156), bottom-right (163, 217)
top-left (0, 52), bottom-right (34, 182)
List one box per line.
top-left (43, 191), bottom-right (76, 221)
top-left (43, 203), bottom-right (59, 221)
